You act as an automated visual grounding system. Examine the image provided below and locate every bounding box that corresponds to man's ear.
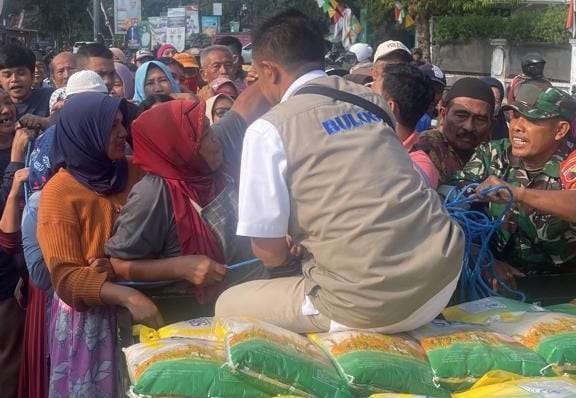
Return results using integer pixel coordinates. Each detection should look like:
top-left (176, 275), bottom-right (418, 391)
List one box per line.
top-left (555, 120), bottom-right (571, 142)
top-left (259, 60), bottom-right (280, 84)
top-left (200, 68), bottom-right (208, 83)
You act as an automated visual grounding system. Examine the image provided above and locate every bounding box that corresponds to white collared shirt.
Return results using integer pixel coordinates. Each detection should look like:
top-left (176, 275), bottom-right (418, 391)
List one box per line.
top-left (236, 70), bottom-right (327, 238)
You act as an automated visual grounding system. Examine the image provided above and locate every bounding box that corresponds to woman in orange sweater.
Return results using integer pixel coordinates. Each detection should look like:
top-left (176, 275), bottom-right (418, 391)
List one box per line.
top-left (37, 92), bottom-right (161, 397)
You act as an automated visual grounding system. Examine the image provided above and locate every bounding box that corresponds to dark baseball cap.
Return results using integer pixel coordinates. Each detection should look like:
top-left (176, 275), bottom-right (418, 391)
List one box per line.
top-left (419, 63), bottom-right (446, 86)
top-left (502, 85), bottom-right (576, 122)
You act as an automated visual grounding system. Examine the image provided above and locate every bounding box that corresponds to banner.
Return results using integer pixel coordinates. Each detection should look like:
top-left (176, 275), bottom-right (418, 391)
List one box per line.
top-left (201, 16), bottom-right (220, 37)
top-left (114, 0), bottom-right (142, 34)
top-left (167, 7), bottom-right (186, 51)
top-left (148, 16), bottom-right (167, 49)
top-left (185, 5), bottom-right (200, 46)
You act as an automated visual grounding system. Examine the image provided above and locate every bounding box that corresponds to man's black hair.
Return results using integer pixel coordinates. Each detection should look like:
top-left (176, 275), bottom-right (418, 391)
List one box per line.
top-left (0, 44), bottom-right (36, 73)
top-left (252, 8), bottom-right (325, 69)
top-left (77, 43), bottom-right (113, 66)
top-left (381, 63), bottom-right (434, 130)
top-left (214, 36), bottom-right (243, 56)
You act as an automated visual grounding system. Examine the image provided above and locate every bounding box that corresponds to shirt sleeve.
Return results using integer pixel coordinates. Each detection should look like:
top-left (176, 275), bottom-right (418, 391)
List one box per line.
top-left (410, 150), bottom-right (440, 189)
top-left (236, 119), bottom-right (290, 238)
top-left (105, 174), bottom-right (181, 259)
top-left (22, 192), bottom-right (52, 292)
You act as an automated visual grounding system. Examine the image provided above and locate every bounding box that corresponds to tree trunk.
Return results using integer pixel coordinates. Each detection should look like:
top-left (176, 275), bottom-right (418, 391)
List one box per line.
top-left (415, 12), bottom-right (431, 62)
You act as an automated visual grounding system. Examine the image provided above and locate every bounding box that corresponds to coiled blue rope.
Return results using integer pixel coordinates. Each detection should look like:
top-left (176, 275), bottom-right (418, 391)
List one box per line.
top-left (444, 183), bottom-right (526, 303)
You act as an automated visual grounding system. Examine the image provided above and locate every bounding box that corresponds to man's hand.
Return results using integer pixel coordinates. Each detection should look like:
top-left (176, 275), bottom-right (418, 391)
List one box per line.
top-left (476, 176), bottom-right (522, 204)
top-left (9, 167), bottom-right (29, 197)
top-left (232, 81), bottom-right (271, 126)
top-left (11, 127), bottom-right (36, 162)
top-left (489, 259), bottom-right (525, 292)
top-left (18, 114), bottom-right (49, 131)
top-left (244, 69), bottom-right (258, 86)
top-left (176, 255), bottom-right (227, 286)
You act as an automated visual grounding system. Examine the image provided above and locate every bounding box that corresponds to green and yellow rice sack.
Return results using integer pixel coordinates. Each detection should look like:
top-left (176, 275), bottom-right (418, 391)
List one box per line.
top-left (309, 331), bottom-right (449, 397)
top-left (443, 297), bottom-right (544, 325)
top-left (125, 337), bottom-right (268, 397)
top-left (410, 320), bottom-right (552, 392)
top-left (546, 300), bottom-right (576, 317)
top-left (218, 317), bottom-right (352, 398)
top-left (487, 312), bottom-right (576, 374)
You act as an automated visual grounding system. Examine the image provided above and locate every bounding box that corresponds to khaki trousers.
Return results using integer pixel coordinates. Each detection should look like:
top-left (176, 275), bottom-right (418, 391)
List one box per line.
top-left (215, 276), bottom-right (330, 333)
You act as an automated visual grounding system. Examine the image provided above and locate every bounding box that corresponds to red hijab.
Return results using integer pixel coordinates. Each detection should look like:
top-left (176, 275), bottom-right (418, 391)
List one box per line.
top-left (132, 100), bottom-right (227, 301)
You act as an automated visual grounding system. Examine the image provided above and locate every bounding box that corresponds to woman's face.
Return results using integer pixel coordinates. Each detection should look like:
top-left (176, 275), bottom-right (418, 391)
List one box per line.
top-left (212, 96), bottom-right (233, 124)
top-left (198, 120), bottom-right (224, 172)
top-left (162, 48), bottom-right (176, 58)
top-left (107, 111), bottom-right (128, 161)
top-left (144, 67), bottom-right (173, 98)
top-left (110, 73), bottom-right (125, 98)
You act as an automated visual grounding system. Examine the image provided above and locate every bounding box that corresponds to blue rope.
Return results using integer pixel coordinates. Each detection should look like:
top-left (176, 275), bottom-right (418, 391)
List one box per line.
top-left (444, 183), bottom-right (526, 303)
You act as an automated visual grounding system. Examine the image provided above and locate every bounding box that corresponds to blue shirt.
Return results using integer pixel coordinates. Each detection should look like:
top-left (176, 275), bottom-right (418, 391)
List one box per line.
top-left (22, 191), bottom-right (52, 292)
top-left (415, 113), bottom-right (432, 133)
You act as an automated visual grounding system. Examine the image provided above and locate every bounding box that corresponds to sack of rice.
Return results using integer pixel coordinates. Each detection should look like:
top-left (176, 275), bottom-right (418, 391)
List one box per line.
top-left (443, 297), bottom-right (543, 325)
top-left (410, 320), bottom-right (552, 392)
top-left (309, 331), bottom-right (449, 397)
top-left (218, 317), bottom-right (352, 398)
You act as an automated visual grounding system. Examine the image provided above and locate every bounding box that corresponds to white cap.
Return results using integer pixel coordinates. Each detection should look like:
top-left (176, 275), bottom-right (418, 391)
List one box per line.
top-left (373, 40), bottom-right (411, 63)
top-left (349, 43), bottom-right (373, 63)
top-left (66, 70), bottom-right (108, 96)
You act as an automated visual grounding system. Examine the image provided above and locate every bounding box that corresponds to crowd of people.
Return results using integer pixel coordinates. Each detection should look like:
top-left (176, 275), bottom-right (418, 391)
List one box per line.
top-left (0, 7), bottom-right (575, 398)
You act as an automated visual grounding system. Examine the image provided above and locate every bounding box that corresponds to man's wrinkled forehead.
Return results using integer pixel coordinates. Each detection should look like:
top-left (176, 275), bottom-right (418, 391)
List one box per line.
top-left (448, 97), bottom-right (492, 117)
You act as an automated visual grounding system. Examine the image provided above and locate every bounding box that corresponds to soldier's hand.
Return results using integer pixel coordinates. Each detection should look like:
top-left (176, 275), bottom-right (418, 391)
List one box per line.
top-left (476, 176), bottom-right (519, 204)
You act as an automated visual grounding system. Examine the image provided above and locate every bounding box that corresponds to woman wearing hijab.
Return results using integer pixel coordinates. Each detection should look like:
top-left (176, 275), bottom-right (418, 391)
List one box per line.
top-left (37, 93), bottom-right (161, 397)
top-left (205, 93), bottom-right (234, 125)
top-left (480, 77), bottom-right (509, 140)
top-left (111, 62), bottom-right (135, 99)
top-left (156, 43), bottom-right (177, 59)
top-left (105, 99), bottom-right (269, 322)
top-left (133, 61), bottom-right (180, 104)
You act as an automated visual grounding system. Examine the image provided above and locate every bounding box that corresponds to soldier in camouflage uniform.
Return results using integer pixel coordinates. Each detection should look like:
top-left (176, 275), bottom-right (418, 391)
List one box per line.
top-left (451, 87), bottom-right (576, 283)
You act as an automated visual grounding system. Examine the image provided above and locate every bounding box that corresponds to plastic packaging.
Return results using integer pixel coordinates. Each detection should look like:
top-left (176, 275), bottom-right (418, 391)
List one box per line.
top-left (309, 331), bottom-right (449, 397)
top-left (218, 317), bottom-right (352, 398)
top-left (443, 297), bottom-right (544, 325)
top-left (453, 371), bottom-right (576, 397)
top-left (487, 312), bottom-right (576, 374)
top-left (139, 317), bottom-right (215, 343)
top-left (410, 320), bottom-right (553, 392)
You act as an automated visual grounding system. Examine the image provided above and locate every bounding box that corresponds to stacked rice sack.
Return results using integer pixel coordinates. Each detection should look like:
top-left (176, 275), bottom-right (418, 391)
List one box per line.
top-left (124, 297), bottom-right (576, 398)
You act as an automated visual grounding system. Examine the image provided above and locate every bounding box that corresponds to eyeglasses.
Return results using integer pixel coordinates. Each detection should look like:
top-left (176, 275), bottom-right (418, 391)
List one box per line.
top-left (214, 107), bottom-right (231, 118)
top-left (208, 62), bottom-right (234, 73)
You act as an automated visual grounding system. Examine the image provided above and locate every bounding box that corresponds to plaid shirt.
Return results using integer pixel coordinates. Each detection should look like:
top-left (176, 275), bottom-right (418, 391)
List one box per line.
top-left (451, 138), bottom-right (576, 273)
top-left (417, 129), bottom-right (470, 185)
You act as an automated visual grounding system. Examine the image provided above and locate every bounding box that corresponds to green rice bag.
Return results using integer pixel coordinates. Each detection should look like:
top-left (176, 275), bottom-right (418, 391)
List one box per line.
top-left (219, 317), bottom-right (352, 398)
top-left (410, 320), bottom-right (553, 392)
top-left (127, 338), bottom-right (268, 397)
top-left (443, 297), bottom-right (544, 325)
top-left (546, 301), bottom-right (576, 317)
top-left (309, 331), bottom-right (449, 397)
top-left (133, 358), bottom-right (269, 397)
top-left (487, 312), bottom-right (576, 374)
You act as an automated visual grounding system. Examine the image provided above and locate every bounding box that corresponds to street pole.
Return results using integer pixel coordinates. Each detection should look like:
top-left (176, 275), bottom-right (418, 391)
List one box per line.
top-left (93, 0), bottom-right (100, 41)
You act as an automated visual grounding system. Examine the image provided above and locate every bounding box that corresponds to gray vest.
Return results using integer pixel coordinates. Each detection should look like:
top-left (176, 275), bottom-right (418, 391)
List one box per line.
top-left (263, 75), bottom-right (464, 328)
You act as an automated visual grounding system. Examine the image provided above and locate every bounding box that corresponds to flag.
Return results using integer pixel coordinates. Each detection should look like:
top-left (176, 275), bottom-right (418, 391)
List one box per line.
top-left (567, 0), bottom-right (576, 38)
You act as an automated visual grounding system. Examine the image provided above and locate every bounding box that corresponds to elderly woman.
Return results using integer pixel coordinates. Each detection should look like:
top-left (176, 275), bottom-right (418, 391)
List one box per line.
top-left (133, 60), bottom-right (180, 104)
top-left (206, 93), bottom-right (234, 125)
top-left (105, 98), bottom-right (269, 321)
top-left (111, 62), bottom-right (135, 99)
top-left (37, 92), bottom-right (161, 396)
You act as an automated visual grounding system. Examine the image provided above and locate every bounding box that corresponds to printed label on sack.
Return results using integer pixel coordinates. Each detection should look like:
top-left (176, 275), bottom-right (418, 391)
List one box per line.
top-left (519, 381), bottom-right (576, 397)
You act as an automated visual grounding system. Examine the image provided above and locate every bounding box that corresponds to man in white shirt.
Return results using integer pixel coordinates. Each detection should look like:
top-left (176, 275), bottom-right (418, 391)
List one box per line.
top-left (215, 9), bottom-right (465, 333)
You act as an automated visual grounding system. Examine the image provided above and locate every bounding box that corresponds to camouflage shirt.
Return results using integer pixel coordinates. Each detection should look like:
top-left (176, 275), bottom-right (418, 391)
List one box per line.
top-left (451, 138), bottom-right (576, 273)
top-left (417, 129), bottom-right (471, 185)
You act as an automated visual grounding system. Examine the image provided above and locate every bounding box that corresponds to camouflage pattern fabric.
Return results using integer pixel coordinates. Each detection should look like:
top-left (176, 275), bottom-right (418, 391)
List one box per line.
top-left (417, 129), bottom-right (468, 185)
top-left (451, 138), bottom-right (576, 274)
